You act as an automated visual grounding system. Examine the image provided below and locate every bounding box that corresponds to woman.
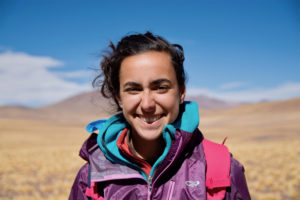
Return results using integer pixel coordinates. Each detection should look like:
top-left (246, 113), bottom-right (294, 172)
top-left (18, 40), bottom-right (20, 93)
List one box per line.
top-left (69, 32), bottom-right (251, 200)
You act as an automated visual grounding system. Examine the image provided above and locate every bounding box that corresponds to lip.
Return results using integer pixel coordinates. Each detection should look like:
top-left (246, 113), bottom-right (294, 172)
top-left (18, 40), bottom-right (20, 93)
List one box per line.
top-left (135, 114), bottom-right (165, 128)
top-left (138, 114), bottom-right (163, 123)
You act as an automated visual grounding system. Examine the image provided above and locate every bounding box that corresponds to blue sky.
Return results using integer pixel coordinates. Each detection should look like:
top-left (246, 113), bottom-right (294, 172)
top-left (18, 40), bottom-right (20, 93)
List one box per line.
top-left (0, 0), bottom-right (299, 107)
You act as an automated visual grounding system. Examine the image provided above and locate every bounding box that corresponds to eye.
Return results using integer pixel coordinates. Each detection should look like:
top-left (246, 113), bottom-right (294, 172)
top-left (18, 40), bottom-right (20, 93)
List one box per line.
top-left (158, 86), bottom-right (168, 90)
top-left (154, 85), bottom-right (169, 93)
top-left (124, 87), bottom-right (142, 93)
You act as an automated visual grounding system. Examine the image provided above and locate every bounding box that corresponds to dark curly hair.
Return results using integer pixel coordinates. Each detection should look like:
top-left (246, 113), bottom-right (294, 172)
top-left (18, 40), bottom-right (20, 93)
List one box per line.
top-left (93, 31), bottom-right (186, 111)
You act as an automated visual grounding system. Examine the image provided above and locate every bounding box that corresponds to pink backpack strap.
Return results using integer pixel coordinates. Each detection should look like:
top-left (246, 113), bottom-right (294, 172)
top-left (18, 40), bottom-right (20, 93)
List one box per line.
top-left (85, 182), bottom-right (104, 200)
top-left (202, 138), bottom-right (231, 200)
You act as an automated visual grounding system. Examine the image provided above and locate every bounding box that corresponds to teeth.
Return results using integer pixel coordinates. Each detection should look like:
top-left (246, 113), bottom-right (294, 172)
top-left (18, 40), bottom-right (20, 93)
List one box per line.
top-left (140, 115), bottom-right (162, 123)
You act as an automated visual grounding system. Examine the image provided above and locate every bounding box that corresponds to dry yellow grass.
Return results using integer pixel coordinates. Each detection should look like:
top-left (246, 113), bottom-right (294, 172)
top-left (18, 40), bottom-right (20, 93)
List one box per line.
top-left (200, 100), bottom-right (300, 200)
top-left (0, 119), bottom-right (87, 200)
top-left (0, 99), bottom-right (300, 200)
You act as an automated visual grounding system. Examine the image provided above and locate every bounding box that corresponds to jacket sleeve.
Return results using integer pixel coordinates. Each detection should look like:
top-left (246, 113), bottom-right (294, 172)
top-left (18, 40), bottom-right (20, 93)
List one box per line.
top-left (69, 163), bottom-right (90, 200)
top-left (228, 157), bottom-right (251, 200)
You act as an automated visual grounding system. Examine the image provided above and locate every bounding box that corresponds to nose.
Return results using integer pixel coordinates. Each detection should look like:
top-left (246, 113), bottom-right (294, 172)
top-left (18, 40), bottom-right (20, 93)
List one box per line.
top-left (140, 91), bottom-right (155, 112)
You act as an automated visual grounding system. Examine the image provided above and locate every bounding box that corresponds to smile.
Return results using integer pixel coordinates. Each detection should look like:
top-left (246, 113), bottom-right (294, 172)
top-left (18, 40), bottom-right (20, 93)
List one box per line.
top-left (137, 114), bottom-right (164, 124)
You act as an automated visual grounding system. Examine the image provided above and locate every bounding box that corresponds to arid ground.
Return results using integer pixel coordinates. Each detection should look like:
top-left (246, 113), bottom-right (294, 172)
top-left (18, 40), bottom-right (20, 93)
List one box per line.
top-left (0, 94), bottom-right (299, 200)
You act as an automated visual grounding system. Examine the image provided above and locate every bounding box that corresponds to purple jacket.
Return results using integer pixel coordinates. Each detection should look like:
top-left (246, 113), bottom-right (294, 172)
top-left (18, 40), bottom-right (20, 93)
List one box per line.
top-left (69, 129), bottom-right (251, 200)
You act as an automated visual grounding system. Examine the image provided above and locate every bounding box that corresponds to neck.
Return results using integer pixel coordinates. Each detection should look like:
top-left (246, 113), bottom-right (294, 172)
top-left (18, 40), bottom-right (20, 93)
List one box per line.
top-left (129, 130), bottom-right (165, 166)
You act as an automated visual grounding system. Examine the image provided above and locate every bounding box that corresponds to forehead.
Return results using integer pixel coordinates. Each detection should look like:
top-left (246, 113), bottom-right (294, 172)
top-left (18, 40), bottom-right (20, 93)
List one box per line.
top-left (119, 51), bottom-right (177, 83)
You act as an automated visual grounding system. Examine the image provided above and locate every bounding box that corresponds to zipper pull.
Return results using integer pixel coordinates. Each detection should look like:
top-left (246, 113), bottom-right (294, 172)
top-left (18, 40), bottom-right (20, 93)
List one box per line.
top-left (148, 175), bottom-right (153, 193)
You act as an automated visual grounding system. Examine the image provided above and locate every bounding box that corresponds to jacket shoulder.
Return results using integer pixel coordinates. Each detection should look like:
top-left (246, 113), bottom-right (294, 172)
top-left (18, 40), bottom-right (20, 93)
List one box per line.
top-left (228, 156), bottom-right (251, 200)
top-left (79, 133), bottom-right (98, 161)
top-left (69, 163), bottom-right (89, 200)
top-left (69, 133), bottom-right (101, 200)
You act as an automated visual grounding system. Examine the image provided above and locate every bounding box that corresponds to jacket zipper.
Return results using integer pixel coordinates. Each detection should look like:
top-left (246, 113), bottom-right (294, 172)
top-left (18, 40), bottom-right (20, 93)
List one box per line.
top-left (149, 133), bottom-right (183, 200)
top-left (167, 181), bottom-right (175, 200)
top-left (147, 175), bottom-right (153, 200)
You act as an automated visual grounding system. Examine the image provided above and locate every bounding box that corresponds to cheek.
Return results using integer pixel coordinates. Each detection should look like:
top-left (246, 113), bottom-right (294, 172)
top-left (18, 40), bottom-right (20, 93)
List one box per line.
top-left (156, 93), bottom-right (181, 113)
top-left (158, 89), bottom-right (181, 104)
top-left (120, 95), bottom-right (140, 113)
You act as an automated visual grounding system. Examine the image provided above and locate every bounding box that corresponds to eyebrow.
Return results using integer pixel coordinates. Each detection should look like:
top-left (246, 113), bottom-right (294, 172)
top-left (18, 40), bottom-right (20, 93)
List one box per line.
top-left (123, 82), bottom-right (141, 88)
top-left (151, 79), bottom-right (172, 85)
top-left (123, 79), bottom-right (172, 88)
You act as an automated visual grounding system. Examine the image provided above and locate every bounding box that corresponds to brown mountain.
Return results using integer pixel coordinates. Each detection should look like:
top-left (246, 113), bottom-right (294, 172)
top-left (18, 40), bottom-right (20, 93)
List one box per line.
top-left (186, 95), bottom-right (239, 110)
top-left (2, 90), bottom-right (299, 127)
top-left (199, 97), bottom-right (300, 142)
top-left (0, 105), bottom-right (46, 119)
top-left (0, 91), bottom-right (113, 124)
top-left (0, 91), bottom-right (237, 123)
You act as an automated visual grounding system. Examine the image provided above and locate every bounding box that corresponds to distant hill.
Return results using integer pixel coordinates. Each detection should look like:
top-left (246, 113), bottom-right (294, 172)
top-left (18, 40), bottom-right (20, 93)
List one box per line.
top-left (1, 90), bottom-right (299, 126)
top-left (39, 91), bottom-right (238, 115)
top-left (186, 95), bottom-right (239, 110)
top-left (0, 91), bottom-right (237, 123)
top-left (199, 97), bottom-right (300, 141)
top-left (0, 91), bottom-right (113, 124)
top-left (39, 90), bottom-right (114, 114)
top-left (0, 105), bottom-right (46, 119)
top-left (203, 97), bottom-right (300, 115)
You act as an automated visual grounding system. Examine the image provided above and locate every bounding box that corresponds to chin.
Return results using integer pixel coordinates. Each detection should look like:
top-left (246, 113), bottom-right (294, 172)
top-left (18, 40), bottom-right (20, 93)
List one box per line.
top-left (134, 128), bottom-right (164, 141)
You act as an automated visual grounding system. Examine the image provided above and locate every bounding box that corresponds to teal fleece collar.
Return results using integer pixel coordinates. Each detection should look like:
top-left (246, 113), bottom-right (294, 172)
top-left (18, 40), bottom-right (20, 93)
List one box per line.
top-left (86, 101), bottom-right (199, 179)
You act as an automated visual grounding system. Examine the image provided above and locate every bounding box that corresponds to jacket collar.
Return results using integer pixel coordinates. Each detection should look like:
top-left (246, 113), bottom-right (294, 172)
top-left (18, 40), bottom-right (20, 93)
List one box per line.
top-left (84, 101), bottom-right (200, 179)
top-left (81, 128), bottom-right (205, 183)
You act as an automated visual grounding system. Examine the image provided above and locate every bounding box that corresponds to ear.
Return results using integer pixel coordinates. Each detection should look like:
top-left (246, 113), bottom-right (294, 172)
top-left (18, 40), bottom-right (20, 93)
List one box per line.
top-left (115, 95), bottom-right (123, 109)
top-left (179, 86), bottom-right (186, 104)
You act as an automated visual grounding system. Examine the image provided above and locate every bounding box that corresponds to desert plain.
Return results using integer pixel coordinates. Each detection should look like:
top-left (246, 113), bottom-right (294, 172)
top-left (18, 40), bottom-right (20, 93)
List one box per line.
top-left (0, 92), bottom-right (299, 200)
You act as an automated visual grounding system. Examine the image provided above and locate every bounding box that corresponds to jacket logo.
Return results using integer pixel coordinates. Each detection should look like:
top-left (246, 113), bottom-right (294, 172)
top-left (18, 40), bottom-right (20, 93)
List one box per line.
top-left (185, 181), bottom-right (200, 187)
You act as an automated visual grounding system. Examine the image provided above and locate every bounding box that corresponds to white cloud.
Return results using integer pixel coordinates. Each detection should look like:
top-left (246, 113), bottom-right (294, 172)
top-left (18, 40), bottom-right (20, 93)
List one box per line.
top-left (219, 81), bottom-right (246, 90)
top-left (187, 82), bottom-right (300, 102)
top-left (1, 51), bottom-right (299, 107)
top-left (0, 51), bottom-right (91, 107)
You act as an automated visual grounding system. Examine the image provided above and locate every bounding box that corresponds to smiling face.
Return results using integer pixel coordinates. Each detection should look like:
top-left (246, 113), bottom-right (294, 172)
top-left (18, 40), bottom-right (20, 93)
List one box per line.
top-left (117, 51), bottom-right (185, 142)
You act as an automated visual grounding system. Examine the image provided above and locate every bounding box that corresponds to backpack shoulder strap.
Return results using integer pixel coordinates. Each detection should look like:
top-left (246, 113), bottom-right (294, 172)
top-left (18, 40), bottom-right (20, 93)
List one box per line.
top-left (85, 164), bottom-right (104, 200)
top-left (202, 138), bottom-right (231, 200)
